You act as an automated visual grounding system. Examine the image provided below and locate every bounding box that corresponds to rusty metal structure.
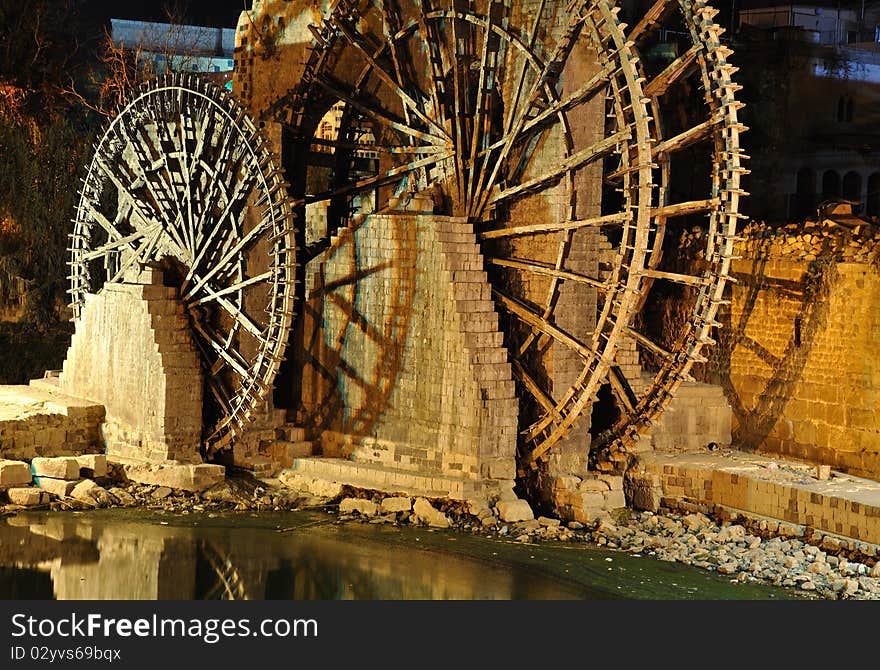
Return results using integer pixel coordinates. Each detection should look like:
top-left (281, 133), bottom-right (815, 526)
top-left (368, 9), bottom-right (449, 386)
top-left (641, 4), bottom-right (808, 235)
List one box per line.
top-left (68, 0), bottom-right (744, 478)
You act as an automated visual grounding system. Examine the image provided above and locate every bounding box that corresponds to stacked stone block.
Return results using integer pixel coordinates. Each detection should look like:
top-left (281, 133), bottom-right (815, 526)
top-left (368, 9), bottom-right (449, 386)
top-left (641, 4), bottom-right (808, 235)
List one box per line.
top-left (59, 273), bottom-right (203, 464)
top-left (550, 472), bottom-right (628, 523)
top-left (294, 213), bottom-right (518, 500)
top-left (703, 255), bottom-right (880, 479)
top-left (0, 383), bottom-right (104, 461)
top-left (642, 453), bottom-right (880, 545)
top-left (646, 381), bottom-right (733, 452)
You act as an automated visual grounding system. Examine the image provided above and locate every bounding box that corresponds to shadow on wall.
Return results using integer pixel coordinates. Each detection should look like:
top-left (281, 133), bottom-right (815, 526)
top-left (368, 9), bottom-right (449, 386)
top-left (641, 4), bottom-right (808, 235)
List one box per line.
top-left (710, 240), bottom-right (837, 454)
top-left (294, 215), bottom-right (417, 440)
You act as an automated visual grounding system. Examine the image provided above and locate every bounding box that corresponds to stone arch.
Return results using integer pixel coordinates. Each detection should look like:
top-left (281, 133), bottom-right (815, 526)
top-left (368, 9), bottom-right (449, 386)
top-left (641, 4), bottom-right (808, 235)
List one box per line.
top-left (821, 170), bottom-right (841, 200)
top-left (842, 170), bottom-right (862, 209)
top-left (867, 172), bottom-right (880, 217)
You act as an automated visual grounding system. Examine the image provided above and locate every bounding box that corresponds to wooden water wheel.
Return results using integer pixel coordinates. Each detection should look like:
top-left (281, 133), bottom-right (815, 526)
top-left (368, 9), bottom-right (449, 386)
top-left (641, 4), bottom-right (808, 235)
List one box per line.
top-left (68, 74), bottom-right (297, 455)
top-left (269, 0), bottom-right (745, 470)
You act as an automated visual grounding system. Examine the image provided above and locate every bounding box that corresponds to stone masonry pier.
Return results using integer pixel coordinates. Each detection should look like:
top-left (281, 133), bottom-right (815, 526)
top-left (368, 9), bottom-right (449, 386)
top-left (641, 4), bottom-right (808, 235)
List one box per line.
top-left (0, 382), bottom-right (104, 460)
top-left (635, 450), bottom-right (880, 546)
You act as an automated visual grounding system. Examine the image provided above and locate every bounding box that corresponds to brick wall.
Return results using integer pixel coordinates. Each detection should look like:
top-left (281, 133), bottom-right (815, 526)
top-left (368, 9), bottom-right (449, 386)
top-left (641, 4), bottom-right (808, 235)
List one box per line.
top-left (703, 255), bottom-right (880, 478)
top-left (296, 211), bottom-right (518, 484)
top-left (59, 276), bottom-right (203, 464)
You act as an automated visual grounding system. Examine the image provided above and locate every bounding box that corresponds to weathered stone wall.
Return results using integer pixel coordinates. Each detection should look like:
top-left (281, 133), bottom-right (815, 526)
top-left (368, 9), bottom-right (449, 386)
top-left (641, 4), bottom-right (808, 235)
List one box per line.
top-left (0, 384), bottom-right (103, 461)
top-left (645, 382), bottom-right (732, 453)
top-left (59, 275), bottom-right (203, 464)
top-left (640, 452), bottom-right (880, 545)
top-left (671, 221), bottom-right (880, 479)
top-left (298, 211), bottom-right (518, 488)
top-left (716, 257), bottom-right (880, 478)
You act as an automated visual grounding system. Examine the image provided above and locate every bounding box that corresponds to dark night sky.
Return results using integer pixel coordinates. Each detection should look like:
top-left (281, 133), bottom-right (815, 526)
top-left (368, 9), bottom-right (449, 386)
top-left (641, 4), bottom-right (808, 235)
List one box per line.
top-left (81, 0), bottom-right (250, 27)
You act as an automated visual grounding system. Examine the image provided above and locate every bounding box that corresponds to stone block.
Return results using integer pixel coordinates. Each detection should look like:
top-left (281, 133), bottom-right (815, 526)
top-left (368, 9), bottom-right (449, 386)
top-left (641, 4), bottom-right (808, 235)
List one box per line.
top-left (575, 491), bottom-right (606, 509)
top-left (552, 475), bottom-right (581, 492)
top-left (35, 477), bottom-right (79, 497)
top-left (413, 497), bottom-right (450, 528)
top-left (0, 459), bottom-right (32, 487)
top-left (578, 477), bottom-right (609, 492)
top-left (76, 454), bottom-right (107, 478)
top-left (339, 498), bottom-right (379, 516)
top-left (604, 489), bottom-right (626, 509)
top-left (6, 487), bottom-right (48, 506)
top-left (496, 499), bottom-right (534, 522)
top-left (70, 479), bottom-right (114, 506)
top-left (597, 474), bottom-right (624, 490)
top-left (537, 516), bottom-right (560, 528)
top-left (308, 478), bottom-right (344, 498)
top-left (624, 472), bottom-right (662, 513)
top-left (31, 457), bottom-right (80, 480)
top-left (120, 462), bottom-right (225, 492)
top-left (380, 496), bottom-right (412, 514)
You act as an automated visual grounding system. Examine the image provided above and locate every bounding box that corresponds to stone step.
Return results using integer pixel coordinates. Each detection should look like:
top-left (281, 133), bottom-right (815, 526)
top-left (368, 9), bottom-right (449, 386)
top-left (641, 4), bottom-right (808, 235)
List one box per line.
top-left (232, 456), bottom-right (279, 478)
top-left (265, 441), bottom-right (317, 469)
top-left (284, 457), bottom-right (480, 500)
top-left (275, 424), bottom-right (309, 442)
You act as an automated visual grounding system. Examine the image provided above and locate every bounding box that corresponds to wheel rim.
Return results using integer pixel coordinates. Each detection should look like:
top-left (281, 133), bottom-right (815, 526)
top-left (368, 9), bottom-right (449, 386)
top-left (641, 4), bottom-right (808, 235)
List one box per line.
top-left (268, 0), bottom-right (660, 469)
top-left (591, 0), bottom-right (746, 466)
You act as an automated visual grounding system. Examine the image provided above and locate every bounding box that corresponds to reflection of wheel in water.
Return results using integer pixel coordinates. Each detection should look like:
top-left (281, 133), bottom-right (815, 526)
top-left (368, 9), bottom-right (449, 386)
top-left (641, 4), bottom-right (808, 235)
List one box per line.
top-left (273, 0), bottom-right (656, 469)
top-left (197, 541), bottom-right (249, 600)
top-left (69, 74), bottom-right (297, 455)
top-left (590, 0), bottom-right (747, 465)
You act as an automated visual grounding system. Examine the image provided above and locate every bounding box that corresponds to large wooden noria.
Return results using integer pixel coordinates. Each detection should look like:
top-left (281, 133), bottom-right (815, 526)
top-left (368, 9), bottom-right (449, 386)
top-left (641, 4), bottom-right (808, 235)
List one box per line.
top-left (69, 0), bottom-right (744, 490)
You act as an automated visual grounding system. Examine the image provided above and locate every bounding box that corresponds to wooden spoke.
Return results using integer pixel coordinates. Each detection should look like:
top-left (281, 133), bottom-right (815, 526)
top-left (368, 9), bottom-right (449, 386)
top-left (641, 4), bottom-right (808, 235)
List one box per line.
top-left (493, 288), bottom-right (601, 364)
top-left (303, 151), bottom-right (452, 205)
top-left (607, 366), bottom-right (637, 415)
top-left (492, 130), bottom-right (630, 203)
top-left (314, 76), bottom-right (446, 146)
top-left (644, 45), bottom-right (701, 98)
top-left (652, 198), bottom-right (718, 219)
top-left (641, 268), bottom-right (708, 287)
top-left (191, 271), bottom-right (275, 306)
top-left (652, 117), bottom-right (721, 158)
top-left (487, 257), bottom-right (609, 291)
top-left (628, 0), bottom-right (679, 43)
top-left (624, 328), bottom-right (674, 361)
top-left (478, 212), bottom-right (628, 239)
top-left (329, 14), bottom-right (447, 138)
top-left (511, 359), bottom-right (559, 418)
top-left (308, 136), bottom-right (442, 155)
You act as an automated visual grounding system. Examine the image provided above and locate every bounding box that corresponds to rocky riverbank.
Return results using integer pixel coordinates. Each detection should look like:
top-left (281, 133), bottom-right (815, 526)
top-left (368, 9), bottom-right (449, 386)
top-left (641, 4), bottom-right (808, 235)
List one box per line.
top-left (325, 492), bottom-right (880, 601)
top-left (4, 466), bottom-right (880, 600)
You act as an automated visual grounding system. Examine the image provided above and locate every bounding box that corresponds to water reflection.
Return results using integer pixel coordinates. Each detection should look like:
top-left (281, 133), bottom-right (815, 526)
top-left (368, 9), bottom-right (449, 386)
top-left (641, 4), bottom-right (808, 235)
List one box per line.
top-left (0, 512), bottom-right (598, 600)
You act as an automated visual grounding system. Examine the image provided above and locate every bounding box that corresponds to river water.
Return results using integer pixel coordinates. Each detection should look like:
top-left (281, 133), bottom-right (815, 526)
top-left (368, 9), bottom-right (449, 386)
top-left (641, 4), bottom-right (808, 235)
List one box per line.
top-left (0, 510), bottom-right (803, 600)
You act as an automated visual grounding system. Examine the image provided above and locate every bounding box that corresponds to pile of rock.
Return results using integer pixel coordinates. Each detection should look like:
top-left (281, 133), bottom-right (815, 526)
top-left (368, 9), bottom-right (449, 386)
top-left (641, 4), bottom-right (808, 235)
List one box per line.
top-left (332, 492), bottom-right (584, 542)
top-left (588, 510), bottom-right (880, 600)
top-left (678, 218), bottom-right (880, 265)
top-left (1, 455), bottom-right (116, 509)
